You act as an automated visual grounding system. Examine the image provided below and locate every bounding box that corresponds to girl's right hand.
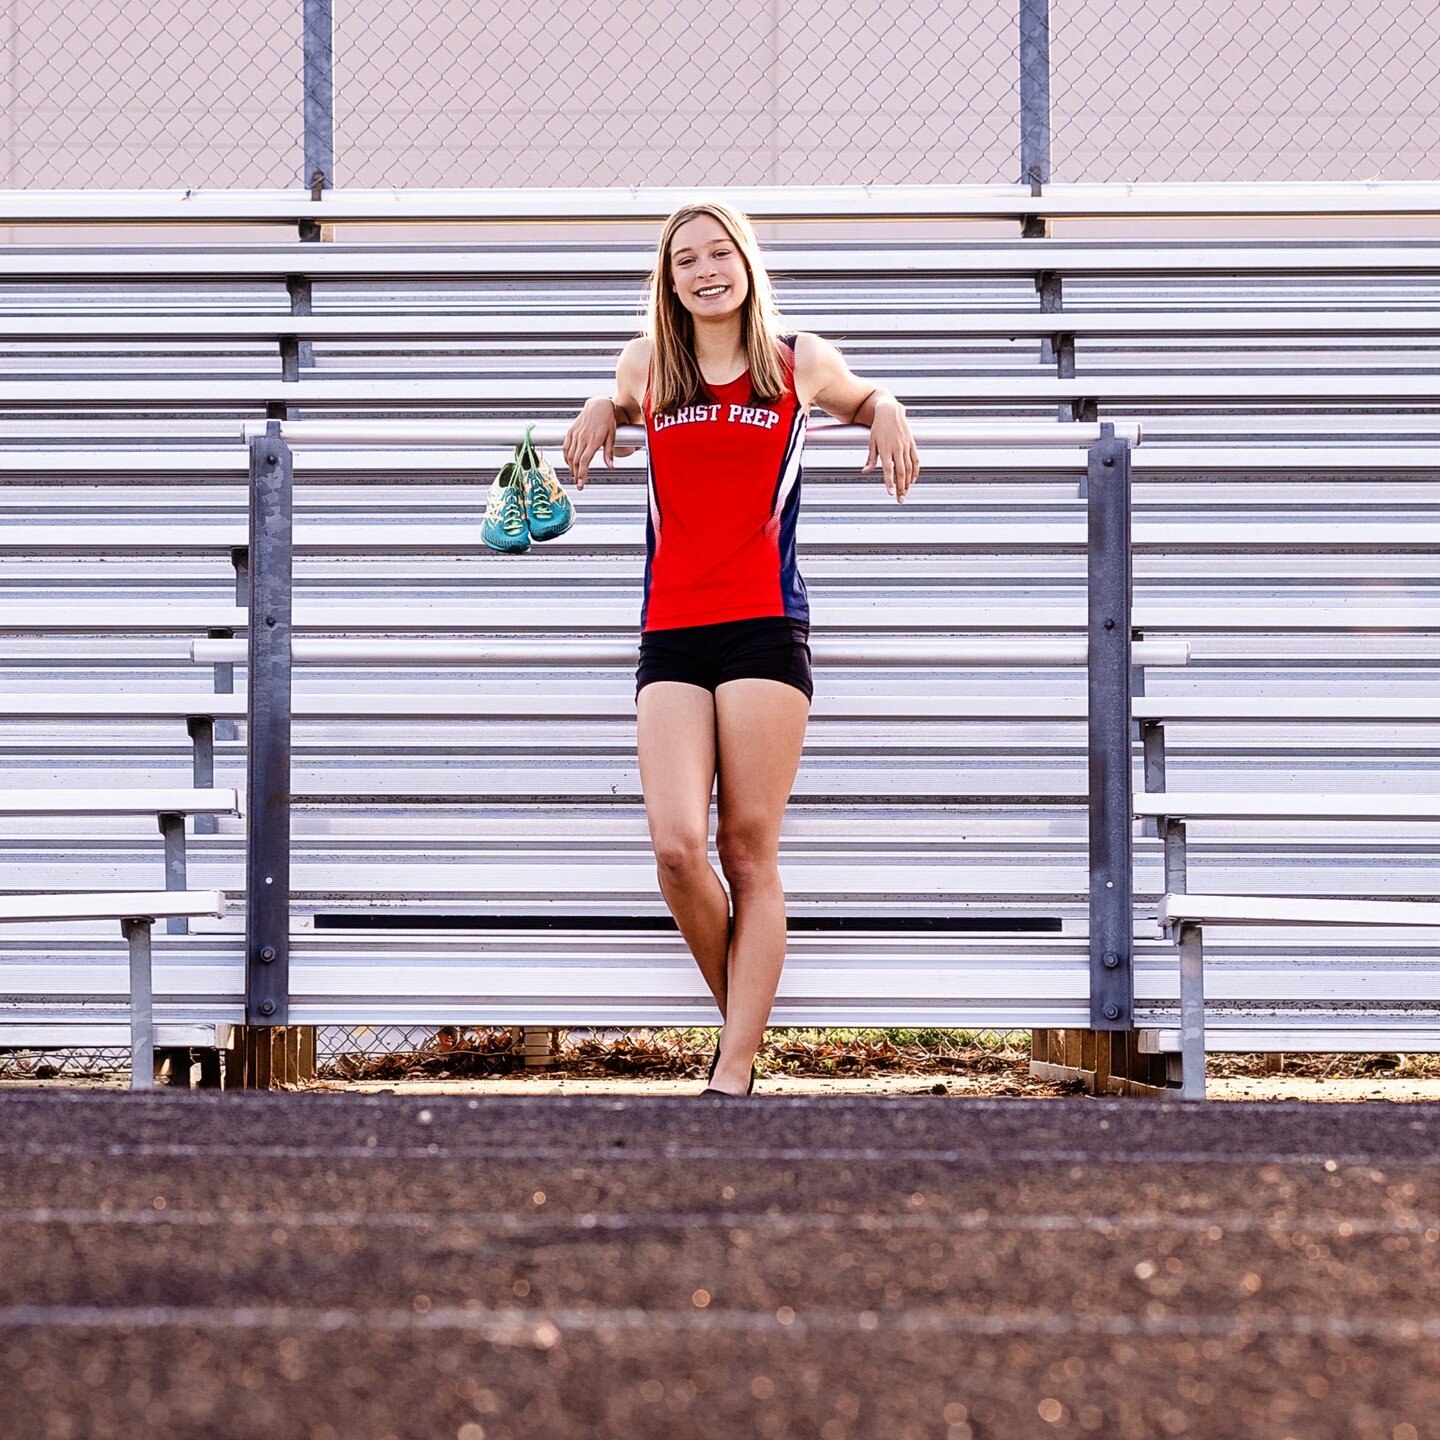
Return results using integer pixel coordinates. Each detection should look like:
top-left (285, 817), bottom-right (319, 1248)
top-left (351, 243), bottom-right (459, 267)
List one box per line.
top-left (562, 397), bottom-right (620, 490)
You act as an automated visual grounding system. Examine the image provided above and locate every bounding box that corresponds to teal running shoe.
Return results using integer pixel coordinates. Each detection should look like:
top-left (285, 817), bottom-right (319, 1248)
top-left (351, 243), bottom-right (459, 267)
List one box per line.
top-left (517, 423), bottom-right (575, 542)
top-left (481, 458), bottom-right (531, 553)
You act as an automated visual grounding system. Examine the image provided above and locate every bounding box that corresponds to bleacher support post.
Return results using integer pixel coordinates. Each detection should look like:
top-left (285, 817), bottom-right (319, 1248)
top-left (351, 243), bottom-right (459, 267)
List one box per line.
top-left (1088, 421), bottom-right (1134, 1033)
top-left (1177, 921), bottom-right (1207, 1100)
top-left (230, 421), bottom-right (312, 1087)
top-left (1032, 423), bottom-right (1159, 1093)
top-left (121, 917), bottom-right (153, 1091)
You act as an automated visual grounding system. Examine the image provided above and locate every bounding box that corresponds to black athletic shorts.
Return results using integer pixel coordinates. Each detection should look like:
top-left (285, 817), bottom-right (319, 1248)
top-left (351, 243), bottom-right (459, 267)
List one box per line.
top-left (636, 615), bottom-right (813, 702)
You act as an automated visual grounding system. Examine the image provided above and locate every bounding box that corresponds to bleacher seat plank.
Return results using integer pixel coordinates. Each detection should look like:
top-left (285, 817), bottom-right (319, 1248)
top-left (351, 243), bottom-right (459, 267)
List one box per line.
top-left (1, 601), bottom-right (1437, 638)
top-left (8, 520), bottom-right (1440, 554)
top-left (13, 690), bottom-right (1440, 728)
top-left (0, 1022), bottom-right (223, 1047)
top-left (4, 693), bottom-right (1098, 722)
top-left (1140, 1027), bottom-right (1440, 1054)
top-left (1135, 697), bottom-right (1440, 722)
top-left (1136, 794), bottom-right (1440, 821)
top-left (0, 890), bottom-right (227, 922)
top-left (1162, 892), bottom-right (1440, 927)
top-left (3, 237), bottom-right (1440, 270)
top-left (3, 446), bottom-right (1440, 476)
top-left (8, 310), bottom-right (1440, 340)
top-left (5, 599), bottom-right (1440, 645)
top-left (0, 375), bottom-right (1434, 407)
top-left (0, 789), bottom-right (239, 816)
top-left (185, 637), bottom-right (1192, 667)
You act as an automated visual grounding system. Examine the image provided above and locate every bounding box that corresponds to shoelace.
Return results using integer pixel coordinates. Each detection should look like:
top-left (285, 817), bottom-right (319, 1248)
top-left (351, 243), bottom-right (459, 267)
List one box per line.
top-left (489, 479), bottom-right (527, 537)
top-left (523, 466), bottom-right (561, 521)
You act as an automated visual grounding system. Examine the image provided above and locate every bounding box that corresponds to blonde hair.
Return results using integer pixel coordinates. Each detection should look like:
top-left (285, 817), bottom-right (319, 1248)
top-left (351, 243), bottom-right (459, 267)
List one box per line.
top-left (644, 200), bottom-right (788, 416)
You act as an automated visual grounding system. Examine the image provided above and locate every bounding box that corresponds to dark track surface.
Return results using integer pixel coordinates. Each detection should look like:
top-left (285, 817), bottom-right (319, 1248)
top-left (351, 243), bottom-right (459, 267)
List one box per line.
top-left (3, 1091), bottom-right (1439, 1440)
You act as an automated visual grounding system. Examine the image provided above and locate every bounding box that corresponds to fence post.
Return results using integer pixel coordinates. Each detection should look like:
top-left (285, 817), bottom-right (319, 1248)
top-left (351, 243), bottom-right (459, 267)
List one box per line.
top-left (238, 421), bottom-right (295, 1081)
top-left (288, 0), bottom-right (334, 401)
top-left (1018, 0), bottom-right (1051, 237)
top-left (1088, 422), bottom-right (1134, 1031)
top-left (303, 0), bottom-right (335, 196)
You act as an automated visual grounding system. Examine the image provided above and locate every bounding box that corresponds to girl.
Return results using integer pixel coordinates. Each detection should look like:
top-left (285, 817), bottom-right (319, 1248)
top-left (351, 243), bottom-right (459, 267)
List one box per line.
top-left (562, 200), bottom-right (920, 1096)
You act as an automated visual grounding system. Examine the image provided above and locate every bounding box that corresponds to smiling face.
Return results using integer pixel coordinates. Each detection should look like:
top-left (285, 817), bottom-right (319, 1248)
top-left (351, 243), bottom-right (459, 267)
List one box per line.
top-left (668, 215), bottom-right (750, 322)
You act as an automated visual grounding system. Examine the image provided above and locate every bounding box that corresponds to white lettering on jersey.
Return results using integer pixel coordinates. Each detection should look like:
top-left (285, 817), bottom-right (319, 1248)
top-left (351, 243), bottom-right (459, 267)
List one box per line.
top-left (652, 403), bottom-right (723, 432)
top-left (726, 405), bottom-right (780, 429)
top-left (653, 403), bottom-right (780, 431)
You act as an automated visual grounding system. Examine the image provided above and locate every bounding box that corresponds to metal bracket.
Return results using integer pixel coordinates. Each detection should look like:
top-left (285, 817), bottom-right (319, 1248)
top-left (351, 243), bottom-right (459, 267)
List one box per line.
top-left (1138, 711), bottom-right (1163, 841)
top-left (187, 715), bottom-right (216, 834)
top-left (284, 274), bottom-right (314, 380)
top-left (158, 812), bottom-right (187, 935)
top-left (209, 625), bottom-right (237, 744)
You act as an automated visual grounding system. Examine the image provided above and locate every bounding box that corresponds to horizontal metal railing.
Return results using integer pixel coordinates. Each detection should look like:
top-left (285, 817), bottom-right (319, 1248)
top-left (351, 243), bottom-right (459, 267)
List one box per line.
top-left (238, 420), bottom-right (1145, 449)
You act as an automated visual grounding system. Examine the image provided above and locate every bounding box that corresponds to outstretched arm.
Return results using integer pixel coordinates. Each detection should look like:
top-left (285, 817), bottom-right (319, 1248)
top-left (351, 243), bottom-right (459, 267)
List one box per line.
top-left (561, 337), bottom-right (649, 487)
top-left (798, 331), bottom-right (920, 504)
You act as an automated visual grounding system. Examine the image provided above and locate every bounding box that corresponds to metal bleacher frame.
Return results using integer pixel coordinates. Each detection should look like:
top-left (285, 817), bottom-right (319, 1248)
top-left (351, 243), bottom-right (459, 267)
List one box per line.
top-left (3, 182), bottom-right (1440, 1091)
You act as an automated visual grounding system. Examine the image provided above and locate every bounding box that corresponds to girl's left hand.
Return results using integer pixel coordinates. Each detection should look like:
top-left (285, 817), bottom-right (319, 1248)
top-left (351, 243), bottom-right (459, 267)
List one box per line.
top-left (861, 400), bottom-right (921, 503)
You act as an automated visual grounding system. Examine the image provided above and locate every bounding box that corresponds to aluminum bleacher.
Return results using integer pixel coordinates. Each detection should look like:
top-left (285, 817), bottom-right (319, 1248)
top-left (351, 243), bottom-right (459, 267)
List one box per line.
top-left (2, 182), bottom-right (1439, 1089)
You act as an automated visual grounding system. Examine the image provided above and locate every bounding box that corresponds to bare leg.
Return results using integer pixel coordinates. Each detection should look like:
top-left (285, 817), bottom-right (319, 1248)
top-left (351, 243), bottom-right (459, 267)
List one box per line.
top-left (636, 681), bottom-right (731, 1015)
top-left (708, 677), bottom-right (811, 1094)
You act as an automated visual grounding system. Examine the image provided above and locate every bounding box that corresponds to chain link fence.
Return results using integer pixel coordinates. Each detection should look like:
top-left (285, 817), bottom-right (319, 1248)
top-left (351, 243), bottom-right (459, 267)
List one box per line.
top-left (1, 0), bottom-right (301, 189)
top-left (0, 1028), bottom-right (1038, 1086)
top-left (2, 1), bottom-right (1436, 189)
top-left (333, 0), bottom-right (1016, 189)
top-left (1053, 0), bottom-right (1440, 182)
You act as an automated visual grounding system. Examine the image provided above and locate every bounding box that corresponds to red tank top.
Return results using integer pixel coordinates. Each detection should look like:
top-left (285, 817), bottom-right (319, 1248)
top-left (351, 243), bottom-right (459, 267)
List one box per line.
top-left (640, 334), bottom-right (809, 632)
